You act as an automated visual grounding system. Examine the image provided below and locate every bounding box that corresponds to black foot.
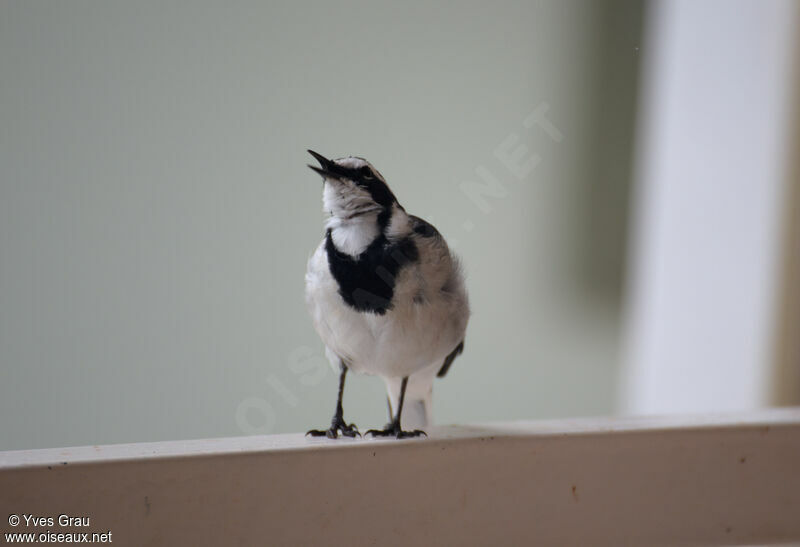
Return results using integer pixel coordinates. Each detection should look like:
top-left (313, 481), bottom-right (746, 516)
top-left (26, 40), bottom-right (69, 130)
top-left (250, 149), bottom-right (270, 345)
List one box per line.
top-left (365, 422), bottom-right (426, 439)
top-left (306, 414), bottom-right (360, 439)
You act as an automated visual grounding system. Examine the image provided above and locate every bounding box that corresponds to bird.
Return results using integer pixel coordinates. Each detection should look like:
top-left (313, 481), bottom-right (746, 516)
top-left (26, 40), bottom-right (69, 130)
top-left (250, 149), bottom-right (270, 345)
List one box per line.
top-left (304, 150), bottom-right (469, 439)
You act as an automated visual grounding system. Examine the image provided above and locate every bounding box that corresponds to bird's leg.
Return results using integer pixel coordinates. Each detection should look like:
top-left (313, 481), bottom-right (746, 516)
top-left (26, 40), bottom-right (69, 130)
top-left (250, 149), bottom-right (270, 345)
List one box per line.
top-left (382, 396), bottom-right (394, 429)
top-left (306, 363), bottom-right (359, 439)
top-left (366, 377), bottom-right (427, 439)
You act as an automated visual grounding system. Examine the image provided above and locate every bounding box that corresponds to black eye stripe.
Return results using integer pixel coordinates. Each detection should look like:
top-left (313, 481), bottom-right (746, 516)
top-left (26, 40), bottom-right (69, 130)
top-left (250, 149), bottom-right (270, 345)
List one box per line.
top-left (331, 162), bottom-right (397, 207)
top-left (338, 165), bottom-right (374, 185)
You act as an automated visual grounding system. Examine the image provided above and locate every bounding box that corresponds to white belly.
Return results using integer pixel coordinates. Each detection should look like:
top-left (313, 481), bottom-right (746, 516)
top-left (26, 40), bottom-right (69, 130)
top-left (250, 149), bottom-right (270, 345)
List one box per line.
top-left (304, 241), bottom-right (465, 379)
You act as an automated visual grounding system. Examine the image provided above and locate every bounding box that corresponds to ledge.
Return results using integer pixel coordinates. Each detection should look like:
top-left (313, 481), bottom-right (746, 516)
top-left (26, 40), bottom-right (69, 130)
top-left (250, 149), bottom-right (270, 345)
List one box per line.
top-left (2, 408), bottom-right (799, 546)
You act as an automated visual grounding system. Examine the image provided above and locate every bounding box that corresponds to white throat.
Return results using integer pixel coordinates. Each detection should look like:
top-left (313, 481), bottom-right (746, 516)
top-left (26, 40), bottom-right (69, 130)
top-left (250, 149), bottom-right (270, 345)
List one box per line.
top-left (328, 213), bottom-right (381, 256)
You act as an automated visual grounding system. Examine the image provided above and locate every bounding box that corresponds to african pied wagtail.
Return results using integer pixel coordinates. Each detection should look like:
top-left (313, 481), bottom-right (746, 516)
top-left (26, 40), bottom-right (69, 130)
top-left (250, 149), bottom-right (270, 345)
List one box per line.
top-left (304, 150), bottom-right (469, 439)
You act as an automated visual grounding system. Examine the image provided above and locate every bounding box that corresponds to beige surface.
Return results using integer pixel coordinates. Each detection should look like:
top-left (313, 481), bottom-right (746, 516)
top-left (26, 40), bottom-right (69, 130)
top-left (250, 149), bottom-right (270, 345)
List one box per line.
top-left (2, 409), bottom-right (799, 546)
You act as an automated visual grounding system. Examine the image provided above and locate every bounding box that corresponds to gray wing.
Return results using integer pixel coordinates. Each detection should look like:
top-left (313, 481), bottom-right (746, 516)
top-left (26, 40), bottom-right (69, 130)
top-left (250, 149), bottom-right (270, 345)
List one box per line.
top-left (409, 215), bottom-right (467, 378)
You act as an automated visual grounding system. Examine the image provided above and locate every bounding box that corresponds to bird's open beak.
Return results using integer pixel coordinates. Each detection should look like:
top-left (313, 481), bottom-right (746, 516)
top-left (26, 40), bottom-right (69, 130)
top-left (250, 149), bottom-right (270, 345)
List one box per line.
top-left (307, 150), bottom-right (341, 180)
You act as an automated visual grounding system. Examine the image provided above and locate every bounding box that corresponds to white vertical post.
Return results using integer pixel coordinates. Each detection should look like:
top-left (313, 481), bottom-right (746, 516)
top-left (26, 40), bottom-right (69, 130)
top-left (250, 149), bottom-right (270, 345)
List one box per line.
top-left (622, 0), bottom-right (799, 413)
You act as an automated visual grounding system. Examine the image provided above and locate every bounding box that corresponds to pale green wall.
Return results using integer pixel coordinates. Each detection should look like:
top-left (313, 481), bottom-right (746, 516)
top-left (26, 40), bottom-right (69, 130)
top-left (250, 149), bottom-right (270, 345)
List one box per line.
top-left (0, 0), bottom-right (642, 450)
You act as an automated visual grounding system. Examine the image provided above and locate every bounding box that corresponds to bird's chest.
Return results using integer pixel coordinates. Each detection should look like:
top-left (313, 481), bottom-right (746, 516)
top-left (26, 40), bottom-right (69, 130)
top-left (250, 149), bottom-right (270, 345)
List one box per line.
top-left (323, 230), bottom-right (418, 316)
top-left (304, 237), bottom-right (420, 374)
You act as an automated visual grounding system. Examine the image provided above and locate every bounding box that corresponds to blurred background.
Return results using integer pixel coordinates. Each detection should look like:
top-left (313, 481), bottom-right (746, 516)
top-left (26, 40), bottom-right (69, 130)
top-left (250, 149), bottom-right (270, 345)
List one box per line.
top-left (0, 0), bottom-right (797, 451)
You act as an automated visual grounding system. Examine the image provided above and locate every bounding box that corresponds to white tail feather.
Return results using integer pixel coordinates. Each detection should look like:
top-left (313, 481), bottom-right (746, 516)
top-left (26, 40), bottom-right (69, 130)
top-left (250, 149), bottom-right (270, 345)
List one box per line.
top-left (384, 372), bottom-right (434, 430)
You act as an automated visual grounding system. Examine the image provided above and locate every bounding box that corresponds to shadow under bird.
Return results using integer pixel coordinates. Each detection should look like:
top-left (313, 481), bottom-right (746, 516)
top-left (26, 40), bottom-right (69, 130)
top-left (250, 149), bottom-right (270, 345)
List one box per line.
top-left (304, 150), bottom-right (470, 439)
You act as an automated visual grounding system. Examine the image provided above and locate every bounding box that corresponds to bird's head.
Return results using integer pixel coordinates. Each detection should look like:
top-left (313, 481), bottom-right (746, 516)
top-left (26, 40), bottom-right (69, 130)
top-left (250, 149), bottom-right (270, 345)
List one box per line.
top-left (307, 150), bottom-right (397, 220)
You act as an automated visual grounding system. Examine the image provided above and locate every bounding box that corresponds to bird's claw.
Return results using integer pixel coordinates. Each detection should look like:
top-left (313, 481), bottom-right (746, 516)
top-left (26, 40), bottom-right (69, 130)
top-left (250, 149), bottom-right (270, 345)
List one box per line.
top-left (365, 423), bottom-right (426, 439)
top-left (306, 416), bottom-right (360, 439)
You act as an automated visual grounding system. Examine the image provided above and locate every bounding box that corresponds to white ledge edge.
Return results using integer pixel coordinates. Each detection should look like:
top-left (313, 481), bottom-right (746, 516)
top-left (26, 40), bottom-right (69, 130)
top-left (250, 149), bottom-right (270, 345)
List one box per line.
top-left (2, 407), bottom-right (799, 470)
